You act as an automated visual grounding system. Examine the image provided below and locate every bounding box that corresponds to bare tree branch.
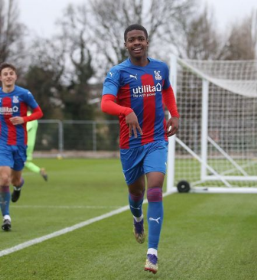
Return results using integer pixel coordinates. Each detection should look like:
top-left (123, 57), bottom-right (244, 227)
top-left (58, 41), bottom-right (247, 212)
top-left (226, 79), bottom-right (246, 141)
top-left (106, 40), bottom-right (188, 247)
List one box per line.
top-left (220, 11), bottom-right (257, 60)
top-left (88, 0), bottom-right (197, 74)
top-left (0, 0), bottom-right (25, 63)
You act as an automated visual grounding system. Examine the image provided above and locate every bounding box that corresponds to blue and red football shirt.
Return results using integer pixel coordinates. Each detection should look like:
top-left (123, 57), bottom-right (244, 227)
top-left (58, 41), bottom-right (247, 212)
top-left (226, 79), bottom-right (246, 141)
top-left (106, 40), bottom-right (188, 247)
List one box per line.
top-left (0, 85), bottom-right (40, 146)
top-left (102, 58), bottom-right (173, 149)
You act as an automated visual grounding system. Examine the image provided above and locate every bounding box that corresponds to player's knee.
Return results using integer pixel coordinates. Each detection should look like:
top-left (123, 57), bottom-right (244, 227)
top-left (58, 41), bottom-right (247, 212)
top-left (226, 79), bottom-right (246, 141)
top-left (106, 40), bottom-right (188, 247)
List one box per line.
top-left (128, 181), bottom-right (145, 198)
top-left (147, 187), bottom-right (162, 202)
top-left (0, 173), bottom-right (11, 187)
top-left (129, 188), bottom-right (145, 201)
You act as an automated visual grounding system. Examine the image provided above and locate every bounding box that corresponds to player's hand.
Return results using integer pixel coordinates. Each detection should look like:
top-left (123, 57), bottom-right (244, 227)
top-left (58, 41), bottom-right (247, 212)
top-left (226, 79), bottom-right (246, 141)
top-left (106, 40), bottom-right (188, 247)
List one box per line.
top-left (166, 117), bottom-right (179, 137)
top-left (125, 112), bottom-right (143, 138)
top-left (9, 116), bottom-right (25, 125)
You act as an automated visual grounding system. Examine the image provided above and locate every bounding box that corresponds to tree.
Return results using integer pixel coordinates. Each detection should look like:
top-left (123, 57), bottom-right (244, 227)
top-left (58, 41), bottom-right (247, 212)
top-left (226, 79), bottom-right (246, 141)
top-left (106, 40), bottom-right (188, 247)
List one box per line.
top-left (49, 4), bottom-right (97, 149)
top-left (220, 11), bottom-right (257, 60)
top-left (56, 4), bottom-right (95, 121)
top-left (23, 37), bottom-right (66, 119)
top-left (178, 7), bottom-right (222, 60)
top-left (89, 0), bottom-right (197, 75)
top-left (0, 0), bottom-right (26, 66)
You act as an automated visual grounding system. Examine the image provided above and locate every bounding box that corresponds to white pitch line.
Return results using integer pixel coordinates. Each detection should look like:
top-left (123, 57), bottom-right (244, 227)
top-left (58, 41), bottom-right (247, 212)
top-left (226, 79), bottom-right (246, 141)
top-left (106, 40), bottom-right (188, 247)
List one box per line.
top-left (0, 191), bottom-right (175, 258)
top-left (0, 205), bottom-right (129, 258)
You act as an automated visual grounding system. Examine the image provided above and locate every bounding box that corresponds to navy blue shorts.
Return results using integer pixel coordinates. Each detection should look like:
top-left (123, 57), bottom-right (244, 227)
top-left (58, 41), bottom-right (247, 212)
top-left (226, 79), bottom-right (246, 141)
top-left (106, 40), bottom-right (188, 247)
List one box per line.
top-left (120, 140), bottom-right (168, 185)
top-left (0, 144), bottom-right (27, 171)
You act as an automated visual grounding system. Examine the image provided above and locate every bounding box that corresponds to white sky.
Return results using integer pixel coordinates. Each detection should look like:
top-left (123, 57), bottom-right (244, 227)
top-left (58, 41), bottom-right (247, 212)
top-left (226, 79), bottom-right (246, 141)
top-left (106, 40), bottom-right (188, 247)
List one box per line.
top-left (19, 0), bottom-right (257, 37)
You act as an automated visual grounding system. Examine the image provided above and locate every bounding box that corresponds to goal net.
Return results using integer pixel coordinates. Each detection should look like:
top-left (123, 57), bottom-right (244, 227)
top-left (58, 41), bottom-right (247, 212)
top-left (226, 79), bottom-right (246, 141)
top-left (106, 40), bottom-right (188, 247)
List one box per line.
top-left (167, 56), bottom-right (257, 193)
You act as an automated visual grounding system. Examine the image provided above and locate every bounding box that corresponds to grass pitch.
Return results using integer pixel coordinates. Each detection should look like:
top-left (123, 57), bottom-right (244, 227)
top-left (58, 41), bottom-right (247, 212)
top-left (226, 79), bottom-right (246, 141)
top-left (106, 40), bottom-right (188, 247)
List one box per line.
top-left (1, 158), bottom-right (257, 280)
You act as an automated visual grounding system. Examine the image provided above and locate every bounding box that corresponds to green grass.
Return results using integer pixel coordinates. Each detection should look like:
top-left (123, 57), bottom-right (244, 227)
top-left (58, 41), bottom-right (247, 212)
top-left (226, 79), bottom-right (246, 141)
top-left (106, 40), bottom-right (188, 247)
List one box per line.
top-left (1, 158), bottom-right (257, 280)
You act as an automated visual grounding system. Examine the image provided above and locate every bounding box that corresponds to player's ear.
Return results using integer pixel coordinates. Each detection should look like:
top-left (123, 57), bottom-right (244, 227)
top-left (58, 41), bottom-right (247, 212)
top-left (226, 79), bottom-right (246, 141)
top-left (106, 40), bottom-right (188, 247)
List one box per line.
top-left (124, 42), bottom-right (127, 49)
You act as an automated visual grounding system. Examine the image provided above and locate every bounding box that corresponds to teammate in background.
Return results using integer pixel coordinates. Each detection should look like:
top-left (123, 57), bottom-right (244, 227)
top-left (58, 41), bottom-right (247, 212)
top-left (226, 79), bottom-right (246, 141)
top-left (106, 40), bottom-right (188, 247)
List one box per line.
top-left (101, 24), bottom-right (179, 274)
top-left (25, 112), bottom-right (48, 181)
top-left (0, 63), bottom-right (43, 231)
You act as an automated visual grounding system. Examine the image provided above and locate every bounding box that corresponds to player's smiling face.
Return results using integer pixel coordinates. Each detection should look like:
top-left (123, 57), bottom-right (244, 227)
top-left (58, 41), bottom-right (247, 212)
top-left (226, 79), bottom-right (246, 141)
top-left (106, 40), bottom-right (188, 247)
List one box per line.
top-left (125, 30), bottom-right (148, 61)
top-left (0, 67), bottom-right (17, 89)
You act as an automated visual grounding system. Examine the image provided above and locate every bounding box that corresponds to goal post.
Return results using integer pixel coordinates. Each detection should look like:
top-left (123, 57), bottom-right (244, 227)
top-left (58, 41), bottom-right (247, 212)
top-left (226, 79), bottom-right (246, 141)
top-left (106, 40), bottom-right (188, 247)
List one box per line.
top-left (167, 56), bottom-right (257, 193)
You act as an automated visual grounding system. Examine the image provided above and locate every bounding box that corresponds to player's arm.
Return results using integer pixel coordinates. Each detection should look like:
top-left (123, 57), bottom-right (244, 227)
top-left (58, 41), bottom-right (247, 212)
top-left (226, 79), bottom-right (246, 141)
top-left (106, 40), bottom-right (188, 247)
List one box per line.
top-left (101, 94), bottom-right (133, 116)
top-left (10, 107), bottom-right (43, 125)
top-left (102, 69), bottom-right (142, 137)
top-left (101, 68), bottom-right (133, 116)
top-left (101, 94), bottom-right (142, 138)
top-left (162, 85), bottom-right (179, 137)
top-left (22, 106), bottom-right (43, 122)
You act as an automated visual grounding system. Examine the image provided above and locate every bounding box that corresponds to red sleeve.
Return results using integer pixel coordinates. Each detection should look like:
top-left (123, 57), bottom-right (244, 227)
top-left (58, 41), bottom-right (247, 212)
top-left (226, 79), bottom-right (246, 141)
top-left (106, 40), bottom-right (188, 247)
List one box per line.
top-left (101, 94), bottom-right (133, 116)
top-left (162, 85), bottom-right (180, 118)
top-left (22, 106), bottom-right (43, 123)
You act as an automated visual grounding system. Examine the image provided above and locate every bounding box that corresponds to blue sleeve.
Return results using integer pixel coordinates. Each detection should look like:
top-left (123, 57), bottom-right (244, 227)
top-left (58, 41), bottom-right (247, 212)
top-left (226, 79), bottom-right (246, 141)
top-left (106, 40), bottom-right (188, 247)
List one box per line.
top-left (102, 68), bottom-right (121, 97)
top-left (162, 63), bottom-right (171, 90)
top-left (24, 91), bottom-right (39, 109)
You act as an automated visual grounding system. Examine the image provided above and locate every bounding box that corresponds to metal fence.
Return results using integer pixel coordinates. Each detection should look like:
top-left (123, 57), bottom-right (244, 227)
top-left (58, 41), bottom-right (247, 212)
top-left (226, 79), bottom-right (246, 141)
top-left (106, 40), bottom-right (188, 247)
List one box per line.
top-left (36, 120), bottom-right (120, 157)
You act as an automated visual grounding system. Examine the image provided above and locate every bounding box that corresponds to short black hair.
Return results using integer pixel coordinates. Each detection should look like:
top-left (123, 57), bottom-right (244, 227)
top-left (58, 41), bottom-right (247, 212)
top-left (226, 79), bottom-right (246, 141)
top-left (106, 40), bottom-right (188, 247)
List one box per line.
top-left (124, 24), bottom-right (148, 41)
top-left (0, 63), bottom-right (17, 75)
